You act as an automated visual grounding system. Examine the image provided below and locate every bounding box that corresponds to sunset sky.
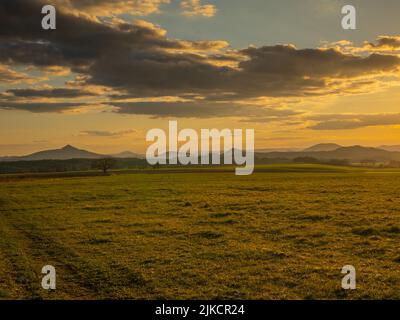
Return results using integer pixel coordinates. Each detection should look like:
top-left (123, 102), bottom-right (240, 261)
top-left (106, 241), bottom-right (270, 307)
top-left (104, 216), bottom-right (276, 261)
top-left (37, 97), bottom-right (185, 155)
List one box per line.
top-left (2, 0), bottom-right (400, 155)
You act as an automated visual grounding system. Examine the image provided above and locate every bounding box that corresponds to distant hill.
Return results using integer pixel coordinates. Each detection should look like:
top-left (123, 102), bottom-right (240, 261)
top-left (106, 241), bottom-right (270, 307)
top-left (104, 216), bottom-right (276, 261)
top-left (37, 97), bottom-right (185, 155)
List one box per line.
top-left (3, 144), bottom-right (400, 165)
top-left (0, 145), bottom-right (103, 161)
top-left (379, 145), bottom-right (400, 152)
top-left (255, 148), bottom-right (302, 153)
top-left (256, 145), bottom-right (400, 163)
top-left (303, 143), bottom-right (342, 152)
top-left (111, 151), bottom-right (145, 159)
top-left (0, 145), bottom-right (144, 162)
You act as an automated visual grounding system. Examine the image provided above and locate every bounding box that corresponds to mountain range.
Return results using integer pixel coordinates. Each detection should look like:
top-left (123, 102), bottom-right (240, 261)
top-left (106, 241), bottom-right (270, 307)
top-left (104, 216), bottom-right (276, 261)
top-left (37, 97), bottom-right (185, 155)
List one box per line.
top-left (302, 143), bottom-right (343, 152)
top-left (2, 143), bottom-right (400, 163)
top-left (378, 145), bottom-right (400, 152)
top-left (256, 144), bottom-right (400, 162)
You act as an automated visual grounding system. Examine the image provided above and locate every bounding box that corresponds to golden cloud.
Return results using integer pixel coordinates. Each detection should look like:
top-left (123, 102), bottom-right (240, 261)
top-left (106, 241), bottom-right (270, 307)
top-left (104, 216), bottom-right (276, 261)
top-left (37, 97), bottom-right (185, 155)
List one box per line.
top-left (181, 0), bottom-right (217, 17)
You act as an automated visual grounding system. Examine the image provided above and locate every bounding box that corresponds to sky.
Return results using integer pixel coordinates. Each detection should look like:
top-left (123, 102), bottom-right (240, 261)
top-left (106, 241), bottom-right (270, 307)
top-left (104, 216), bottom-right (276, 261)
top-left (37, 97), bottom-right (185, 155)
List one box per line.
top-left (2, 0), bottom-right (400, 155)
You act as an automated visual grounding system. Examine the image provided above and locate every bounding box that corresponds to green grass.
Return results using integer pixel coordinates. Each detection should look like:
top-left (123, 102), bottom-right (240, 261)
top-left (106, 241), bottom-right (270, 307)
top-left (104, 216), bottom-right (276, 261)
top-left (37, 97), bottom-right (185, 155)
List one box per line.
top-left (0, 164), bottom-right (399, 299)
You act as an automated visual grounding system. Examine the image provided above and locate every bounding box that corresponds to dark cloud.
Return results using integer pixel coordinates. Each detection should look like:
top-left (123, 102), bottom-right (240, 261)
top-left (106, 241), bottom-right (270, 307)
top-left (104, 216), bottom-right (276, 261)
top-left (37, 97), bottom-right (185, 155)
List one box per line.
top-left (308, 113), bottom-right (400, 130)
top-left (87, 44), bottom-right (400, 99)
top-left (80, 129), bottom-right (136, 137)
top-left (0, 101), bottom-right (92, 113)
top-left (367, 36), bottom-right (400, 49)
top-left (0, 87), bottom-right (100, 113)
top-left (110, 100), bottom-right (302, 119)
top-left (240, 45), bottom-right (400, 78)
top-left (87, 44), bottom-right (400, 100)
top-left (7, 88), bottom-right (97, 98)
top-left (0, 0), bottom-right (178, 68)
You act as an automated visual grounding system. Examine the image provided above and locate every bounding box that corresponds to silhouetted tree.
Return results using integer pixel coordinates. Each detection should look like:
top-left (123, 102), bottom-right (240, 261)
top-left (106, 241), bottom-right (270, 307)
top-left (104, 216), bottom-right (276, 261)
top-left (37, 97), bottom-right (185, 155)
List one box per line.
top-left (93, 158), bottom-right (116, 174)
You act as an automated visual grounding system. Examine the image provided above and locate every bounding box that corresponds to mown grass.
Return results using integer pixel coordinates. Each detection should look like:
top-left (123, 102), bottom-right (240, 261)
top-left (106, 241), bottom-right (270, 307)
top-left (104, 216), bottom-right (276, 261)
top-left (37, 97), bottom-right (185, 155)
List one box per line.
top-left (0, 164), bottom-right (399, 299)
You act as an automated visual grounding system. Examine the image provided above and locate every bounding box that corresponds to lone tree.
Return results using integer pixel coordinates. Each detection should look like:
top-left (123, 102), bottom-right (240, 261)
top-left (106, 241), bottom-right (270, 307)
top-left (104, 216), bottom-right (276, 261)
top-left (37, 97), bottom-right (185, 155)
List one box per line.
top-left (93, 158), bottom-right (116, 174)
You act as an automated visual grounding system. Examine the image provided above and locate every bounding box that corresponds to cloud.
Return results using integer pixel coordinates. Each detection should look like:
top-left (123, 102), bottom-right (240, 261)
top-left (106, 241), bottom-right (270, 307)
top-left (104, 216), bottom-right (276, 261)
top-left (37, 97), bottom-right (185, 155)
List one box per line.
top-left (0, 86), bottom-right (104, 113)
top-left (0, 101), bottom-right (93, 113)
top-left (170, 40), bottom-right (230, 53)
top-left (80, 129), bottom-right (136, 137)
top-left (308, 113), bottom-right (400, 130)
top-left (181, 0), bottom-right (217, 17)
top-left (2, 1), bottom-right (398, 89)
top-left (323, 35), bottom-right (400, 56)
top-left (56, 0), bottom-right (218, 19)
top-left (6, 88), bottom-right (98, 98)
top-left (240, 45), bottom-right (400, 79)
top-left (0, 64), bottom-right (38, 84)
top-left (56, 0), bottom-right (170, 17)
top-left (85, 43), bottom-right (400, 101)
top-left (110, 100), bottom-right (302, 120)
top-left (1, 1), bottom-right (400, 118)
top-left (0, 1), bottom-right (180, 69)
top-left (41, 66), bottom-right (71, 76)
top-left (366, 36), bottom-right (400, 50)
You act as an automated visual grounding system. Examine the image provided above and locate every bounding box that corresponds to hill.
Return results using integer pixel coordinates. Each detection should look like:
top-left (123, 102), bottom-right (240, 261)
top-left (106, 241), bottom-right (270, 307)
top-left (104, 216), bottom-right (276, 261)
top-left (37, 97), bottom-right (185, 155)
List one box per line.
top-left (0, 145), bottom-right (144, 162)
top-left (379, 145), bottom-right (400, 152)
top-left (256, 145), bottom-right (400, 163)
top-left (303, 143), bottom-right (342, 152)
top-left (111, 151), bottom-right (145, 159)
top-left (0, 145), bottom-right (104, 161)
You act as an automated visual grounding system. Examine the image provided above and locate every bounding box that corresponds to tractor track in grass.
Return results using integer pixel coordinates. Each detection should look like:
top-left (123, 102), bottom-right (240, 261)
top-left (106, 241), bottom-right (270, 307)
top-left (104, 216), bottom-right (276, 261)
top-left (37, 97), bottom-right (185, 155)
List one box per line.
top-left (0, 211), bottom-right (155, 299)
top-left (0, 237), bottom-right (28, 299)
top-left (0, 216), bottom-right (45, 299)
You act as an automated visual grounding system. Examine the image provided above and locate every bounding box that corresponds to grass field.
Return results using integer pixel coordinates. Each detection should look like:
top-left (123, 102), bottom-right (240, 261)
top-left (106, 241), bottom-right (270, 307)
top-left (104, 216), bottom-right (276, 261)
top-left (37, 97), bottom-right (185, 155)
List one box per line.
top-left (0, 164), bottom-right (399, 300)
